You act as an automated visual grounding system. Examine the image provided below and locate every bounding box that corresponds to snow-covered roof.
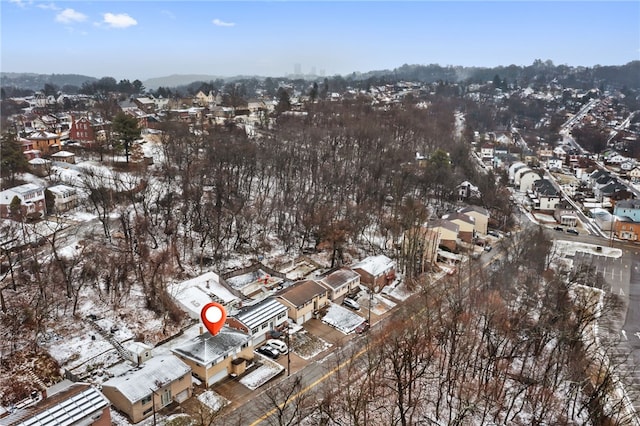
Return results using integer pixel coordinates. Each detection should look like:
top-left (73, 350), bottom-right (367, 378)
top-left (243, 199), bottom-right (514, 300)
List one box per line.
top-left (47, 184), bottom-right (76, 196)
top-left (233, 297), bottom-right (287, 330)
top-left (169, 272), bottom-right (239, 319)
top-left (102, 355), bottom-right (191, 403)
top-left (51, 150), bottom-right (75, 157)
top-left (172, 327), bottom-right (251, 365)
top-left (351, 255), bottom-right (395, 277)
top-left (28, 158), bottom-right (50, 165)
top-left (2, 183), bottom-right (43, 196)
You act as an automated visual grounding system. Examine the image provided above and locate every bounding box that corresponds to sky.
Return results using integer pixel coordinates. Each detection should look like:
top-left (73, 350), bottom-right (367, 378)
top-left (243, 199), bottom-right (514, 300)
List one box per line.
top-left (1, 1), bottom-right (639, 81)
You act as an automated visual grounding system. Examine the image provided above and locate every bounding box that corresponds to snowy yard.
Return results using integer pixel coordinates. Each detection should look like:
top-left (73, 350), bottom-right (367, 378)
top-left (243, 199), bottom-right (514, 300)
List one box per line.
top-left (197, 390), bottom-right (229, 412)
top-left (239, 357), bottom-right (284, 390)
top-left (321, 303), bottom-right (366, 334)
top-left (290, 331), bottom-right (332, 360)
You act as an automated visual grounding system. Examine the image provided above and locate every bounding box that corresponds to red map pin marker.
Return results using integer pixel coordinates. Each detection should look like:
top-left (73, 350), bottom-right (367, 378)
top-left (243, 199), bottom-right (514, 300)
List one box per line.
top-left (201, 302), bottom-right (227, 336)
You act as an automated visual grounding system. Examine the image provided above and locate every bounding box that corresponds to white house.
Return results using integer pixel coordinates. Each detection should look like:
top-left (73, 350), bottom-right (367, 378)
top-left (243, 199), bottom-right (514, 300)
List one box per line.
top-left (169, 272), bottom-right (240, 320)
top-left (0, 183), bottom-right (46, 219)
top-left (47, 184), bottom-right (77, 213)
top-left (519, 170), bottom-right (541, 192)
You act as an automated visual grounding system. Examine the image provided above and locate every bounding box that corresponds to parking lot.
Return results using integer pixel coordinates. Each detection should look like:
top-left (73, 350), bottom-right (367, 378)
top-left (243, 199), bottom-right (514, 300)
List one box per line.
top-left (572, 251), bottom-right (630, 295)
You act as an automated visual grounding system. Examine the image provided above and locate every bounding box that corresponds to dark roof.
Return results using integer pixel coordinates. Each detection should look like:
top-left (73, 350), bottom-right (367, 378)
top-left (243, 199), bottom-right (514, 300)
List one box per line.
top-left (533, 179), bottom-right (559, 197)
top-left (277, 280), bottom-right (327, 308)
top-left (319, 268), bottom-right (360, 290)
top-left (600, 181), bottom-right (627, 196)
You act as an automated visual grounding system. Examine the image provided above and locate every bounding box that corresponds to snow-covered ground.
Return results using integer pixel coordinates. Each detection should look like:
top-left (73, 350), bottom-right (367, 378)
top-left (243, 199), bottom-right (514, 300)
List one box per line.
top-left (239, 356), bottom-right (284, 390)
top-left (198, 390), bottom-right (229, 412)
top-left (321, 303), bottom-right (366, 334)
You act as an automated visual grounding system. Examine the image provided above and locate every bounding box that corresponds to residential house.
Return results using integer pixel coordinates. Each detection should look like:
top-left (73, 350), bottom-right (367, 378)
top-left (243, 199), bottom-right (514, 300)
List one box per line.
top-left (458, 205), bottom-right (490, 235)
top-left (351, 255), bottom-right (397, 292)
top-left (613, 216), bottom-right (640, 241)
top-left (318, 268), bottom-right (361, 301)
top-left (554, 200), bottom-right (578, 227)
top-left (224, 266), bottom-right (285, 299)
top-left (134, 97), bottom-right (157, 114)
top-left (101, 355), bottom-right (192, 424)
top-left (1, 382), bottom-right (111, 426)
top-left (26, 130), bottom-right (60, 155)
top-left (226, 297), bottom-right (288, 344)
top-left (596, 180), bottom-right (627, 203)
top-left (547, 157), bottom-right (563, 171)
top-left (442, 212), bottom-right (475, 244)
top-left (28, 157), bottom-right (51, 177)
top-left (529, 179), bottom-right (561, 211)
top-left (168, 272), bottom-right (241, 320)
top-left (628, 166), bottom-right (640, 183)
top-left (70, 116), bottom-right (97, 144)
top-left (47, 184), bottom-right (78, 213)
top-left (613, 199), bottom-right (640, 222)
top-left (519, 169), bottom-right (541, 192)
top-left (0, 183), bottom-right (46, 219)
top-left (591, 208), bottom-right (615, 231)
top-left (50, 150), bottom-right (76, 164)
top-left (480, 143), bottom-right (495, 160)
top-left (276, 280), bottom-right (329, 324)
top-left (457, 181), bottom-right (481, 201)
top-left (508, 161), bottom-right (527, 184)
top-left (429, 219), bottom-right (459, 252)
top-left (172, 327), bottom-right (253, 387)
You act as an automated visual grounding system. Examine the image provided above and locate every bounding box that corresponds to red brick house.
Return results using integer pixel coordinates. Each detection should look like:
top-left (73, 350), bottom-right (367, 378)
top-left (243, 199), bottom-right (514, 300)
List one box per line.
top-left (70, 115), bottom-right (97, 144)
top-left (351, 255), bottom-right (396, 292)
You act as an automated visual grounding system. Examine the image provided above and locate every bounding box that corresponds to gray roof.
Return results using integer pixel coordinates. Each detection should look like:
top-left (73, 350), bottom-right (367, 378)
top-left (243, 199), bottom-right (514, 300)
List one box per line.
top-left (102, 355), bottom-right (191, 403)
top-left (172, 327), bottom-right (251, 365)
top-left (3, 383), bottom-right (109, 426)
top-left (615, 199), bottom-right (640, 210)
top-left (319, 268), bottom-right (360, 290)
top-left (233, 297), bottom-right (287, 330)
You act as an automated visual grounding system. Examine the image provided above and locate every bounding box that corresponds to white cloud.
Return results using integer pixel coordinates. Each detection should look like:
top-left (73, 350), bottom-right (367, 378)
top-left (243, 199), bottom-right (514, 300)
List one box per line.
top-left (38, 2), bottom-right (60, 10)
top-left (55, 8), bottom-right (87, 24)
top-left (161, 10), bottom-right (176, 20)
top-left (9, 0), bottom-right (32, 8)
top-left (212, 18), bottom-right (235, 27)
top-left (103, 12), bottom-right (137, 28)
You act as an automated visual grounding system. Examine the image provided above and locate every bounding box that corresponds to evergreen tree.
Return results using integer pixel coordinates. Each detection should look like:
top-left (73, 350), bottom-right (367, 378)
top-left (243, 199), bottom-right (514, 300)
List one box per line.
top-left (1, 133), bottom-right (29, 186)
top-left (112, 112), bottom-right (141, 164)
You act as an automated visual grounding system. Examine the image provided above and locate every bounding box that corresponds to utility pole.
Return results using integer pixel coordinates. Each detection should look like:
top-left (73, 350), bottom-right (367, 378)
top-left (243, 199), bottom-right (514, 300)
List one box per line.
top-left (285, 323), bottom-right (291, 376)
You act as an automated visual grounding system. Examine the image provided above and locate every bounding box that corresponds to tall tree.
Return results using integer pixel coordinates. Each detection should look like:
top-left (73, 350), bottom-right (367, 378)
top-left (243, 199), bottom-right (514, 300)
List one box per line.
top-left (1, 132), bottom-right (29, 186)
top-left (111, 111), bottom-right (141, 163)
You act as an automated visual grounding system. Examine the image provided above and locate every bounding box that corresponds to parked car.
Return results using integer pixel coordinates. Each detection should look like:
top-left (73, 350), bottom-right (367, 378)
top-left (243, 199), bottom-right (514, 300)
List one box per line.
top-left (342, 298), bottom-right (361, 311)
top-left (487, 230), bottom-right (500, 238)
top-left (256, 345), bottom-right (280, 359)
top-left (566, 228), bottom-right (579, 235)
top-left (484, 245), bottom-right (492, 252)
top-left (554, 226), bottom-right (564, 231)
top-left (265, 339), bottom-right (288, 355)
top-left (355, 321), bottom-right (370, 334)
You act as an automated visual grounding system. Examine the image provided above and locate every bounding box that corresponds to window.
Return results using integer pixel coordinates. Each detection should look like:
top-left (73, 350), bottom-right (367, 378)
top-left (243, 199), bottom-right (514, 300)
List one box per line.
top-left (141, 394), bottom-right (152, 405)
top-left (143, 407), bottom-right (153, 416)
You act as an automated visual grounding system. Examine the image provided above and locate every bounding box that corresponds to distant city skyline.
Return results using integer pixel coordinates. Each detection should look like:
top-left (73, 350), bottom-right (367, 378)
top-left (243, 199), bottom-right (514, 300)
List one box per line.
top-left (1, 1), bottom-right (638, 81)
